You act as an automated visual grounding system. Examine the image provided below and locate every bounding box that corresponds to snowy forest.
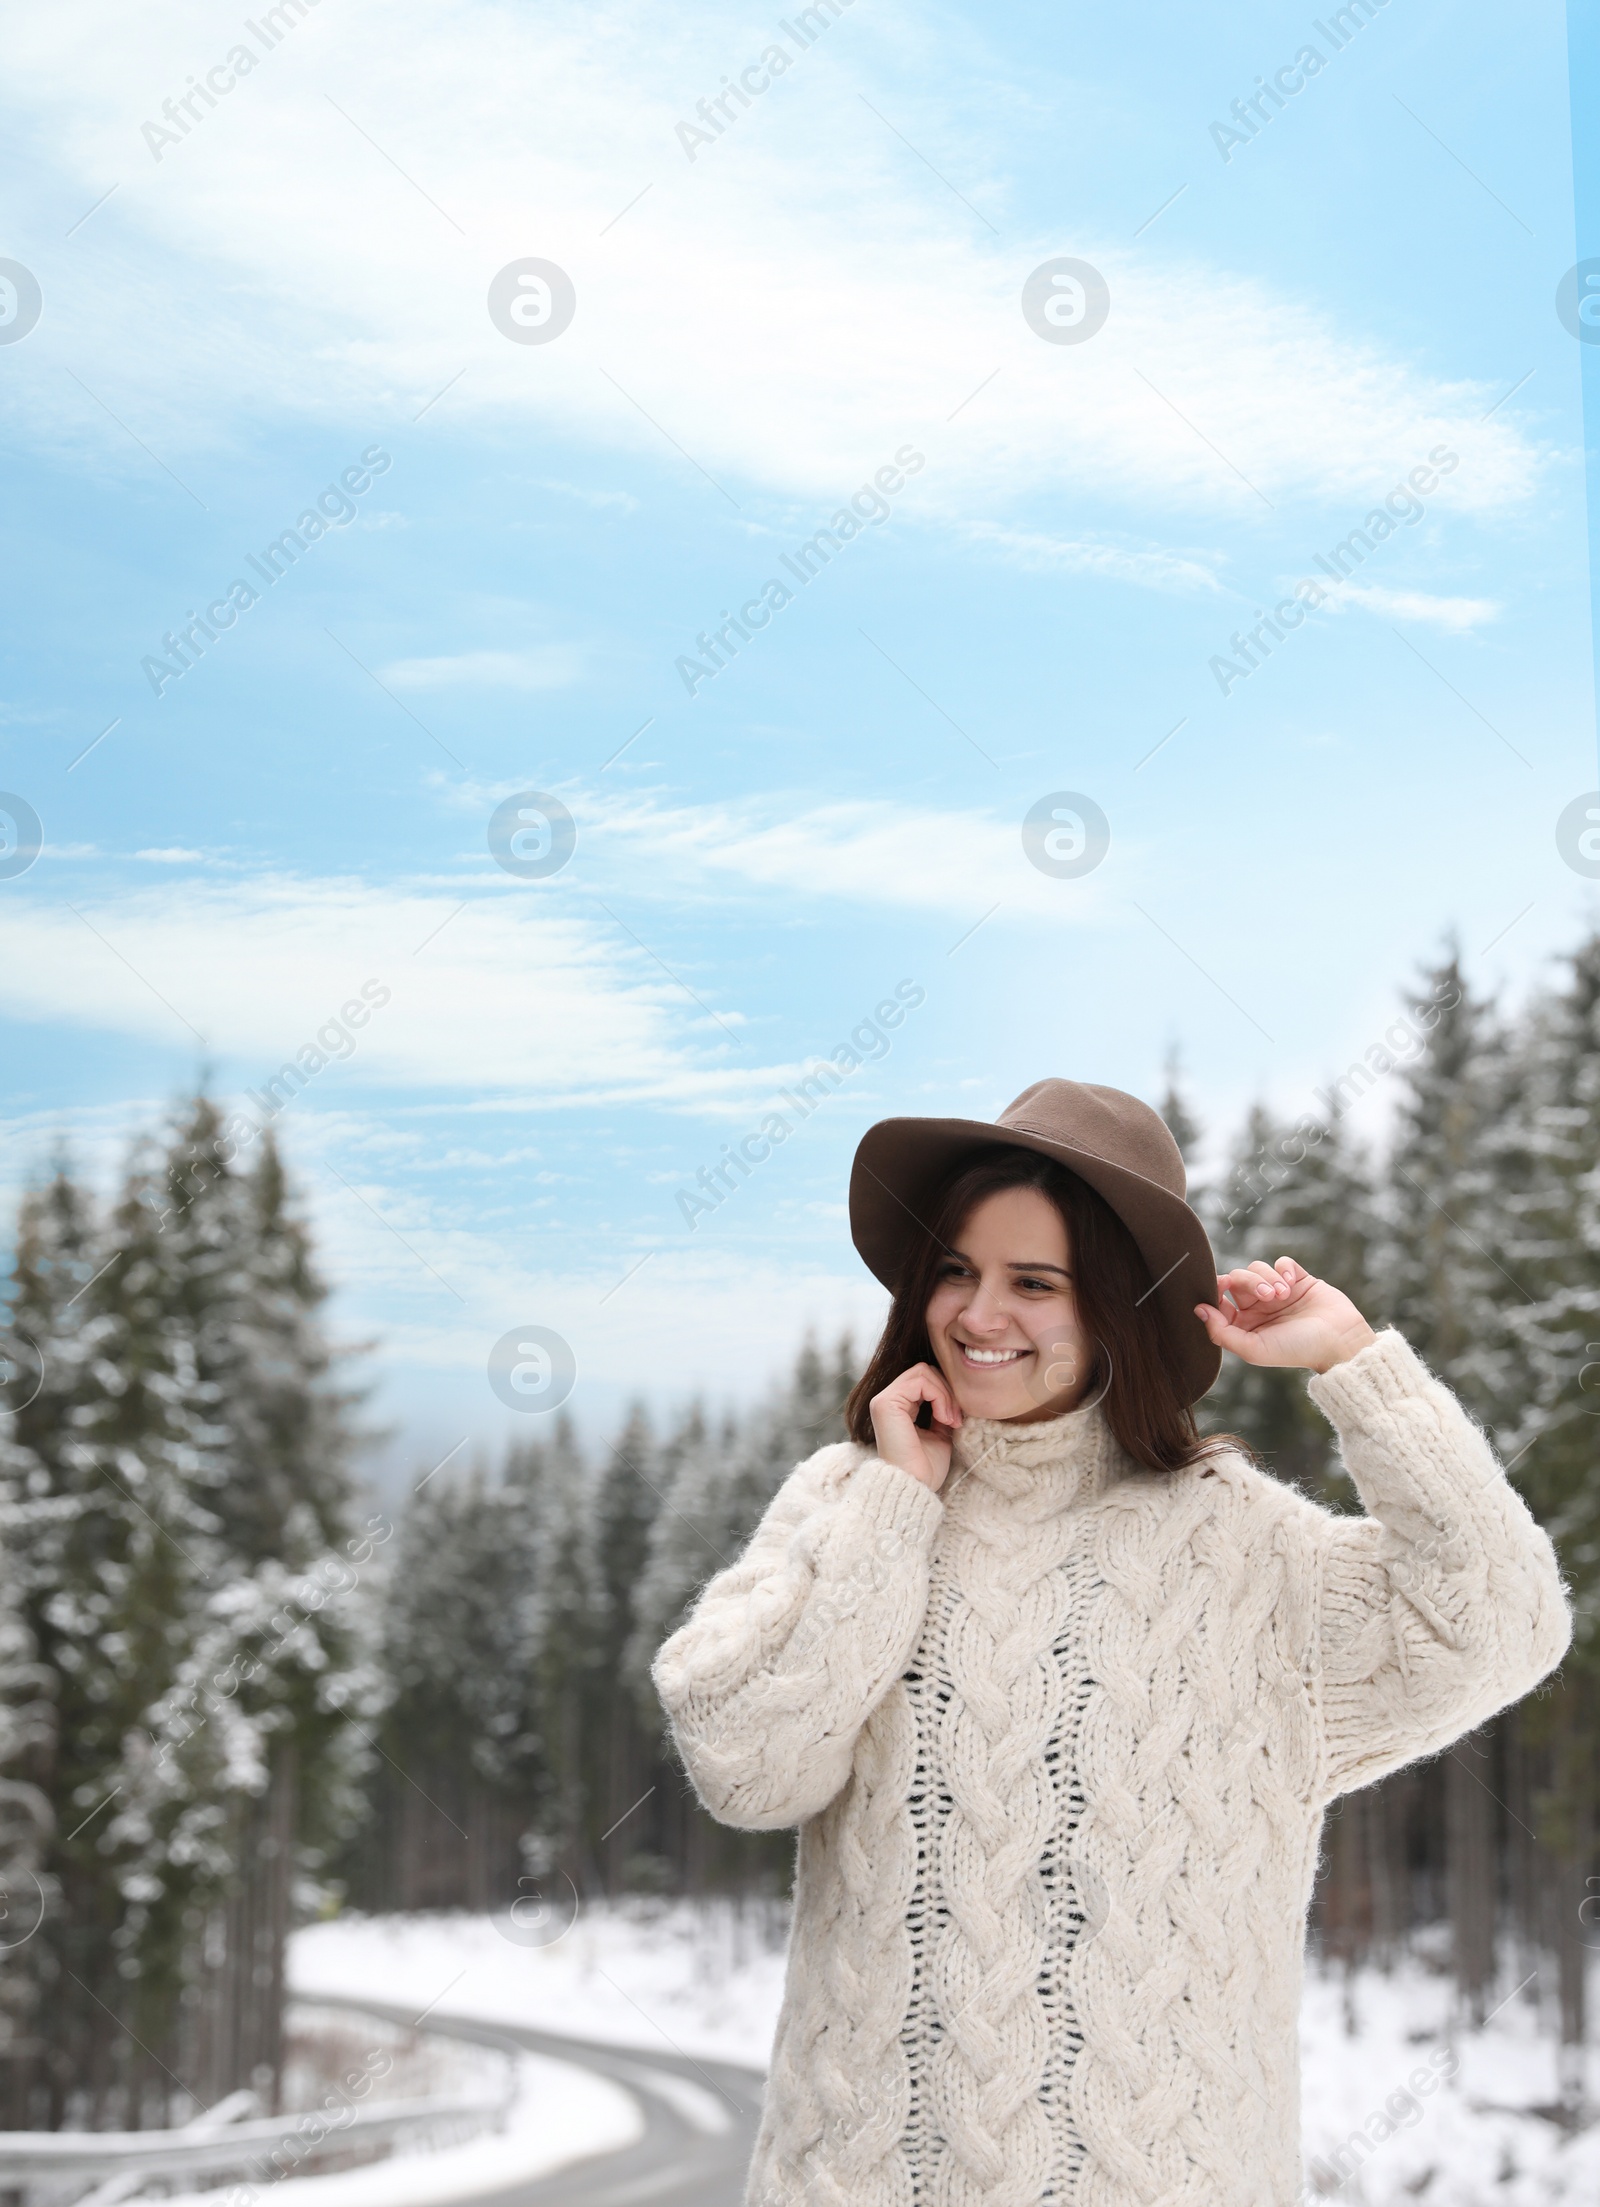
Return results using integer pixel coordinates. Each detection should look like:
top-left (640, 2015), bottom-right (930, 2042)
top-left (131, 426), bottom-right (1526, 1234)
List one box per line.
top-left (1, 935), bottom-right (1598, 2131)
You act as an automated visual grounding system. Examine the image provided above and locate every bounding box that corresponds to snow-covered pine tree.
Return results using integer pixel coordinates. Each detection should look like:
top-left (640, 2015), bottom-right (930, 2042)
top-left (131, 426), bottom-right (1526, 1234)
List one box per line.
top-left (1205, 1100), bottom-right (1413, 1974)
top-left (1, 1139), bottom-right (222, 2125)
top-left (625, 1333), bottom-right (857, 1705)
top-left (135, 1105), bottom-right (383, 2108)
top-left (1482, 936), bottom-right (1600, 2087)
top-left (363, 1455), bottom-right (543, 1912)
top-left (0, 1103), bottom-right (379, 2123)
top-left (786, 1331), bottom-right (858, 1461)
top-left (1486, 933), bottom-right (1600, 1653)
top-left (0, 1404), bottom-right (53, 2126)
top-left (0, 1157), bottom-right (103, 2118)
top-left (1383, 950), bottom-right (1509, 1415)
top-left (522, 1414), bottom-right (598, 1888)
top-left (623, 1403), bottom-right (733, 1717)
top-left (1202, 1105), bottom-right (1379, 1507)
top-left (587, 1404), bottom-right (665, 1890)
top-left (1382, 951), bottom-right (1508, 2024)
top-left (1157, 1046), bottom-right (1202, 1169)
top-left (623, 1335), bottom-right (857, 1894)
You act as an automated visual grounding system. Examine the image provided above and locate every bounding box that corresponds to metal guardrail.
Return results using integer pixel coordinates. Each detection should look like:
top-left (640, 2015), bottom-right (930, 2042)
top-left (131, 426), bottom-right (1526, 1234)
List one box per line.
top-left (0, 2006), bottom-right (521, 2207)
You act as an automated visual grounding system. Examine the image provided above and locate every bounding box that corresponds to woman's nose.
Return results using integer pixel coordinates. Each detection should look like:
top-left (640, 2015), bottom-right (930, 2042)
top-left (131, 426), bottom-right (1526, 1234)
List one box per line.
top-left (962, 1285), bottom-right (1012, 1333)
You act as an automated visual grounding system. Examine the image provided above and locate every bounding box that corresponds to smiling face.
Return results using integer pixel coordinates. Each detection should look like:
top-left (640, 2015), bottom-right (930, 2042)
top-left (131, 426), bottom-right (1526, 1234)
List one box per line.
top-left (923, 1183), bottom-right (1093, 1424)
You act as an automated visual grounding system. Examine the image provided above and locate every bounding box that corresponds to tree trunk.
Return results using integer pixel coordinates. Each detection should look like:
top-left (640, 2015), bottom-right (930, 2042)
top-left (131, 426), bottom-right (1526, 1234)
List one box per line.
top-left (1546, 1690), bottom-right (1594, 2115)
top-left (190, 1744), bottom-right (296, 2111)
top-left (1366, 1774), bottom-right (1407, 1964)
top-left (1504, 1708), bottom-right (1534, 1976)
top-left (1446, 1727), bottom-right (1497, 2023)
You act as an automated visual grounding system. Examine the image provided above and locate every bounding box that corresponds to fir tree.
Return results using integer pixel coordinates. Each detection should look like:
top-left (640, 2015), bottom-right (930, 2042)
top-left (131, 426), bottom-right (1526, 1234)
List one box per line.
top-left (26, 1138), bottom-right (222, 2122)
top-left (1487, 934), bottom-right (1600, 1638)
top-left (1158, 1046), bottom-right (1202, 1168)
top-left (1382, 950), bottom-right (1510, 1420)
top-left (0, 1102), bottom-right (377, 2121)
top-left (624, 1404), bottom-right (734, 1712)
top-left (0, 1448), bottom-right (52, 2121)
top-left (624, 1338), bottom-right (857, 1731)
top-left (366, 1456), bottom-right (543, 1908)
top-left (125, 1104), bottom-right (381, 2100)
top-left (523, 1416), bottom-right (598, 1880)
top-left (1203, 1107), bottom-right (1379, 1505)
top-left (1381, 955), bottom-right (1526, 2028)
top-left (1480, 937), bottom-right (1600, 2076)
top-left (587, 1406), bottom-right (664, 1885)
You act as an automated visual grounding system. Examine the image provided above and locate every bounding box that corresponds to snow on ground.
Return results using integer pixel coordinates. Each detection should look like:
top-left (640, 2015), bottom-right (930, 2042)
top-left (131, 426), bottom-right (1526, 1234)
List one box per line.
top-left (1297, 1954), bottom-right (1600, 2205)
top-left (292, 1903), bottom-right (1600, 2203)
top-left (153, 2046), bottom-right (640, 2207)
top-left (291, 1897), bottom-right (791, 2069)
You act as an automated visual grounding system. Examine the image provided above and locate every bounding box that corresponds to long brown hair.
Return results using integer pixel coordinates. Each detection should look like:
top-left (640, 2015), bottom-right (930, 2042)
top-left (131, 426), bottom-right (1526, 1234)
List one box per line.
top-left (844, 1144), bottom-right (1226, 1475)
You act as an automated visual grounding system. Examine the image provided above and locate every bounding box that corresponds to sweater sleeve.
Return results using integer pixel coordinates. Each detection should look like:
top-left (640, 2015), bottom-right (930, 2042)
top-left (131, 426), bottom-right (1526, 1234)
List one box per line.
top-left (1304, 1328), bottom-right (1572, 1803)
top-left (651, 1441), bottom-right (944, 1831)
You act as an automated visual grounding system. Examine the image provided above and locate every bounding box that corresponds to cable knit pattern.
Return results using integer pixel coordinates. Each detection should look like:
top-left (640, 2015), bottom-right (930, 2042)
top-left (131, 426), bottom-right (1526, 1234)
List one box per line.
top-left (653, 1331), bottom-right (1571, 2207)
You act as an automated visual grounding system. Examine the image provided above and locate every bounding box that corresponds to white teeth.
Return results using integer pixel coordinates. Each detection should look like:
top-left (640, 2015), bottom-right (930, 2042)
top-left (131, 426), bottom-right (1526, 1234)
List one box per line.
top-left (961, 1345), bottom-right (1025, 1365)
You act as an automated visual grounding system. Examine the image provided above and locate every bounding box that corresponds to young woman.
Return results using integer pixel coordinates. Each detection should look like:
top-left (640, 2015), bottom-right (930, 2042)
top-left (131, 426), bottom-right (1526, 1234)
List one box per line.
top-left (654, 1079), bottom-right (1571, 2207)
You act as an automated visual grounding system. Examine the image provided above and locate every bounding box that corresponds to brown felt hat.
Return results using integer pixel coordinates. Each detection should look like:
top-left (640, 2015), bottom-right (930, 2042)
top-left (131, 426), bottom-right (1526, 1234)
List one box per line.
top-left (849, 1078), bottom-right (1222, 1406)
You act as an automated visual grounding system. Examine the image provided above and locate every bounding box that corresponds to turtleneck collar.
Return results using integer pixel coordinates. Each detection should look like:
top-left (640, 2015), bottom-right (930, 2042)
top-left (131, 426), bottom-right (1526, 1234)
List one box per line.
top-left (943, 1393), bottom-right (1124, 1518)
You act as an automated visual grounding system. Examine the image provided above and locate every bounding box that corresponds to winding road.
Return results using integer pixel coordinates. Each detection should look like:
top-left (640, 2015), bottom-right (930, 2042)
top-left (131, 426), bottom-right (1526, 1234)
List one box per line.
top-left (317, 1995), bottom-right (764, 2206)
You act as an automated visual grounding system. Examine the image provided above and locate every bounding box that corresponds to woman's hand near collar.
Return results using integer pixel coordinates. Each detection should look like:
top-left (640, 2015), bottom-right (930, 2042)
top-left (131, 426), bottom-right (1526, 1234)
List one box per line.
top-left (869, 1361), bottom-right (962, 1493)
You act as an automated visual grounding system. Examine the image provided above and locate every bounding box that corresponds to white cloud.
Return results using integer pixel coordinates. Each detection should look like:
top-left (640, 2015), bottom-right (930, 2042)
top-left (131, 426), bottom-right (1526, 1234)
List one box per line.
top-left (0, 840), bottom-right (1056, 1105)
top-left (378, 647), bottom-right (584, 690)
top-left (540, 480), bottom-right (640, 513)
top-left (5, 0), bottom-right (1542, 527)
top-left (960, 520), bottom-right (1224, 595)
top-left (1329, 582), bottom-right (1500, 632)
top-left (429, 776), bottom-right (1133, 921)
top-left (585, 787), bottom-right (1124, 918)
top-left (0, 876), bottom-right (757, 1104)
top-left (0, 776), bottom-right (1134, 1105)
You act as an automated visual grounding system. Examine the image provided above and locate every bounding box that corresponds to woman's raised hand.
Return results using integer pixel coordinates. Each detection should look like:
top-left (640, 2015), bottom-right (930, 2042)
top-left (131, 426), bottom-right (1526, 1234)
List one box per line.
top-left (869, 1362), bottom-right (962, 1494)
top-left (1195, 1257), bottom-right (1377, 1375)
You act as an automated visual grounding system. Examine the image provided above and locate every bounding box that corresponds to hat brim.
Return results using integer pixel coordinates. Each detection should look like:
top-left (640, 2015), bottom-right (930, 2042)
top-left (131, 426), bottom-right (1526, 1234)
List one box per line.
top-left (849, 1115), bottom-right (1222, 1407)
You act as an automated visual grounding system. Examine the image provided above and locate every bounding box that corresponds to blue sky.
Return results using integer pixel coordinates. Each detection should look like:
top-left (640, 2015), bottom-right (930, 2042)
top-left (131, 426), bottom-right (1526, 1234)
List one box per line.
top-left (2, 0), bottom-right (1597, 1480)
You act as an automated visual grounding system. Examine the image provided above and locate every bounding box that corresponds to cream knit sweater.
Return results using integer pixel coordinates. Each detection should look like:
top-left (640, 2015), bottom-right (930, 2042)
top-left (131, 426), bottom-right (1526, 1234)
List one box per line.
top-left (653, 1330), bottom-right (1572, 2207)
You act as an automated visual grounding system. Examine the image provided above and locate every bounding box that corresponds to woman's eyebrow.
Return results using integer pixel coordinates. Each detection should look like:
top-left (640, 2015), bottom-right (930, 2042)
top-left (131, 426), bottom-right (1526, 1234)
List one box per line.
top-left (946, 1250), bottom-right (1072, 1277)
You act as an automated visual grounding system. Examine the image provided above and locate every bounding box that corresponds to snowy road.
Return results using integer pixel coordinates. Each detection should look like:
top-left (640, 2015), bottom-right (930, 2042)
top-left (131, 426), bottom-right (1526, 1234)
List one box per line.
top-left (293, 1909), bottom-right (1600, 2207)
top-left (319, 1996), bottom-right (764, 2207)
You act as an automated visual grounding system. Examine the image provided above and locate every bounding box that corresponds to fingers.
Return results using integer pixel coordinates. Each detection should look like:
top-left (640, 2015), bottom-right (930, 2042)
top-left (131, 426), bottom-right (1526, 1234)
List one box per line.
top-left (1197, 1250), bottom-right (1327, 1370)
top-left (1252, 1257), bottom-right (1314, 1305)
top-left (876, 1361), bottom-right (962, 1428)
top-left (1195, 1296), bottom-right (1249, 1335)
top-left (1197, 1256), bottom-right (1316, 1349)
top-left (912, 1361), bottom-right (963, 1428)
top-left (1195, 1295), bottom-right (1286, 1358)
top-left (1193, 1301), bottom-right (1262, 1357)
top-left (1216, 1258), bottom-right (1312, 1310)
top-left (1215, 1266), bottom-right (1283, 1312)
